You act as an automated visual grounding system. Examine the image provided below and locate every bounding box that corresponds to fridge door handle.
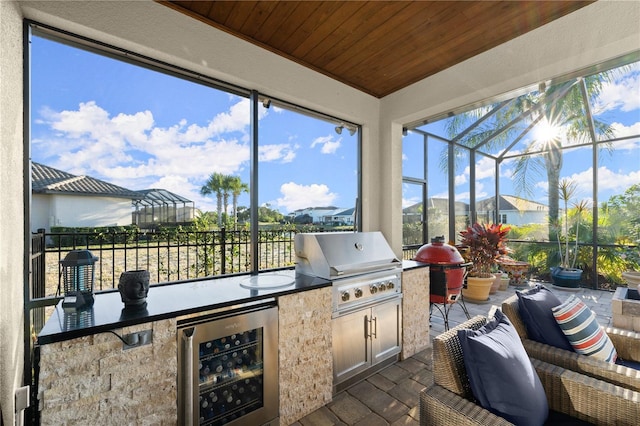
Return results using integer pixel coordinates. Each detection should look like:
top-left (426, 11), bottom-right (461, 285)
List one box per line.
top-left (182, 327), bottom-right (195, 424)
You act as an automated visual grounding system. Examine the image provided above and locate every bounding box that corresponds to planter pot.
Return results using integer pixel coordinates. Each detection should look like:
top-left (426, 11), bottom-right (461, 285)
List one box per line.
top-left (118, 269), bottom-right (150, 307)
top-left (622, 271), bottom-right (640, 287)
top-left (497, 259), bottom-right (530, 286)
top-left (490, 273), bottom-right (501, 294)
top-left (551, 267), bottom-right (582, 288)
top-left (499, 273), bottom-right (510, 291)
top-left (462, 275), bottom-right (495, 302)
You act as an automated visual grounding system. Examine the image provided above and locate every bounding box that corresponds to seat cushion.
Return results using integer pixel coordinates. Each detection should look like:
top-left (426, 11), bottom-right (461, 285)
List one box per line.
top-left (458, 309), bottom-right (549, 426)
top-left (616, 357), bottom-right (640, 370)
top-left (516, 284), bottom-right (573, 351)
top-left (545, 410), bottom-right (595, 425)
top-left (552, 295), bottom-right (617, 363)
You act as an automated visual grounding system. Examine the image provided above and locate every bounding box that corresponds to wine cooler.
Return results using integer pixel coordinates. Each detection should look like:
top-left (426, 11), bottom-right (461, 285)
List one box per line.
top-left (177, 301), bottom-right (279, 426)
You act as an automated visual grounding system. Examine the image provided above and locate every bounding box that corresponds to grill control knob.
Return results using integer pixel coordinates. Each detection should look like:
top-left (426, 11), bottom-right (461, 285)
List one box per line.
top-left (377, 283), bottom-right (386, 292)
top-left (341, 291), bottom-right (350, 302)
top-left (386, 281), bottom-right (395, 290)
top-left (354, 288), bottom-right (363, 298)
top-left (369, 285), bottom-right (378, 294)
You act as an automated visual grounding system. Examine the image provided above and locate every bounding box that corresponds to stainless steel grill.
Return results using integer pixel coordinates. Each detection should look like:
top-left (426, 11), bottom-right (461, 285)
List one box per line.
top-left (294, 232), bottom-right (403, 392)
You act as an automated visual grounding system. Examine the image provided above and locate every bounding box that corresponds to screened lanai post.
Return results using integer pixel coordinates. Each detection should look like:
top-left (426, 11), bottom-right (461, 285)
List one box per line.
top-left (470, 149), bottom-right (476, 224)
top-left (448, 141), bottom-right (456, 241)
top-left (495, 159), bottom-right (501, 223)
top-left (580, 78), bottom-right (601, 289)
top-left (423, 134), bottom-right (429, 243)
top-left (250, 90), bottom-right (259, 273)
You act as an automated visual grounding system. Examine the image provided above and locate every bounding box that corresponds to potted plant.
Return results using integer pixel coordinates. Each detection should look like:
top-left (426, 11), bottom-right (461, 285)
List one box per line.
top-left (621, 243), bottom-right (640, 292)
top-left (459, 222), bottom-right (510, 301)
top-left (551, 178), bottom-right (588, 288)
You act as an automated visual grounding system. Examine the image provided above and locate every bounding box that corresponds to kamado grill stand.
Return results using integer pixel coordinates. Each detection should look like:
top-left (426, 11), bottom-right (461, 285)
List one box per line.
top-left (414, 236), bottom-right (472, 330)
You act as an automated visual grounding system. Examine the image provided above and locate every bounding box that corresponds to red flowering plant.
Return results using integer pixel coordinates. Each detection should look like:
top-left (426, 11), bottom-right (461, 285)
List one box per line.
top-left (459, 223), bottom-right (511, 277)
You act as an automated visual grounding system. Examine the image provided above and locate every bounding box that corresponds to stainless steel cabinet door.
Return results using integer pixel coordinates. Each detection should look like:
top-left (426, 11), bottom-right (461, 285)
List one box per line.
top-left (371, 299), bottom-right (402, 365)
top-left (332, 309), bottom-right (369, 384)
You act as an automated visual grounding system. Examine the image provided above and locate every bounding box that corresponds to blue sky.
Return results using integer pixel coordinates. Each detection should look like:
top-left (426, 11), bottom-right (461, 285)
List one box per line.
top-left (30, 35), bottom-right (358, 215)
top-left (403, 62), bottom-right (640, 209)
top-left (30, 34), bottom-right (639, 217)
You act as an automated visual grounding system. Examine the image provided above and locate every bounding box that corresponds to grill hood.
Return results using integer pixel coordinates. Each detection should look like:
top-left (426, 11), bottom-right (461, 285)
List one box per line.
top-left (294, 232), bottom-right (400, 279)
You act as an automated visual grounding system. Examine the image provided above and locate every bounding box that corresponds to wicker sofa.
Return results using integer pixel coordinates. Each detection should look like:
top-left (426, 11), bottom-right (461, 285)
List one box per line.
top-left (420, 315), bottom-right (640, 425)
top-left (502, 294), bottom-right (640, 391)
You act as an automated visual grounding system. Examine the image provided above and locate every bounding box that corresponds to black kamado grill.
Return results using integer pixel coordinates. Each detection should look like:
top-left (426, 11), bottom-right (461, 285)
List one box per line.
top-left (414, 236), bottom-right (471, 329)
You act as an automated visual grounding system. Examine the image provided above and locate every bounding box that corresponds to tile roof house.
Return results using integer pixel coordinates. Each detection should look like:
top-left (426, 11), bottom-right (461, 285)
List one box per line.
top-left (477, 195), bottom-right (549, 226)
top-left (31, 162), bottom-right (142, 232)
top-left (32, 163), bottom-right (195, 232)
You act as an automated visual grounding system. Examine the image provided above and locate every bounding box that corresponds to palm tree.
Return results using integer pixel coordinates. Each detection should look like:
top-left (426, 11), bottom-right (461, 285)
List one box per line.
top-left (200, 172), bottom-right (226, 227)
top-left (444, 72), bottom-right (618, 239)
top-left (221, 174), bottom-right (234, 223)
top-left (228, 176), bottom-right (249, 228)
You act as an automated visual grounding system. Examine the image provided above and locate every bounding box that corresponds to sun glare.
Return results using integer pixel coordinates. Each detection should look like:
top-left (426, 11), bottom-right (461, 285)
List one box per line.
top-left (535, 118), bottom-right (561, 142)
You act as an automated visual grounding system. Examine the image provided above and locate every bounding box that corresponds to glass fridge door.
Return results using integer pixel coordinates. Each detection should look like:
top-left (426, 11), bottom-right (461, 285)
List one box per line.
top-left (179, 305), bottom-right (278, 426)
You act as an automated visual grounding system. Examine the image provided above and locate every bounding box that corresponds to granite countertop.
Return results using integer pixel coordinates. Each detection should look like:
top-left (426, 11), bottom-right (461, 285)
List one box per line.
top-left (402, 259), bottom-right (429, 270)
top-left (37, 269), bottom-right (330, 345)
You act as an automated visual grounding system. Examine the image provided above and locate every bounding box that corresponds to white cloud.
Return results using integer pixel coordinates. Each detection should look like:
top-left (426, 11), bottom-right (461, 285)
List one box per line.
top-left (455, 181), bottom-right (487, 202)
top-left (33, 99), bottom-right (256, 211)
top-left (311, 135), bottom-right (341, 154)
top-left (455, 172), bottom-right (467, 186)
top-left (610, 122), bottom-right (640, 149)
top-left (259, 144), bottom-right (298, 163)
top-left (595, 70), bottom-right (640, 114)
top-left (455, 155), bottom-right (495, 186)
top-left (402, 196), bottom-right (421, 209)
top-left (275, 182), bottom-right (337, 211)
top-left (567, 167), bottom-right (640, 198)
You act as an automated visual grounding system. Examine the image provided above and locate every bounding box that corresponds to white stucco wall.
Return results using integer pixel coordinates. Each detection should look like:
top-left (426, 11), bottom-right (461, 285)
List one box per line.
top-left (0, 1), bottom-right (25, 424)
top-left (31, 194), bottom-right (49, 232)
top-left (32, 194), bottom-right (133, 232)
top-left (52, 195), bottom-right (132, 229)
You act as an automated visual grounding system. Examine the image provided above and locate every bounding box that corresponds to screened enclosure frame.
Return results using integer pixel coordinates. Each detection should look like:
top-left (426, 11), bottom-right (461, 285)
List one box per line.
top-left (402, 49), bottom-right (640, 288)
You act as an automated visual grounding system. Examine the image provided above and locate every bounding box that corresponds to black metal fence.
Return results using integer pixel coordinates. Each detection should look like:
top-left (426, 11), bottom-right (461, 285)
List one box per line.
top-left (31, 228), bottom-right (298, 299)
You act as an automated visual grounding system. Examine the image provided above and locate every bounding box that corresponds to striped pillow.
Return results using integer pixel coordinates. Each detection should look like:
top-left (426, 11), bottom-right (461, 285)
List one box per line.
top-left (552, 295), bottom-right (617, 363)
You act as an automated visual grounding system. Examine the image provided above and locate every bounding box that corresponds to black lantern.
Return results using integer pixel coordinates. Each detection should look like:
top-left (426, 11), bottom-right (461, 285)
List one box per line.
top-left (60, 250), bottom-right (98, 310)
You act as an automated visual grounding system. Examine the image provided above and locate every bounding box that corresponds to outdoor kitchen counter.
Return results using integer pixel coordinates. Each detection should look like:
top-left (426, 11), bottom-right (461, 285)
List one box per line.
top-left (402, 259), bottom-right (429, 270)
top-left (37, 269), bottom-right (330, 345)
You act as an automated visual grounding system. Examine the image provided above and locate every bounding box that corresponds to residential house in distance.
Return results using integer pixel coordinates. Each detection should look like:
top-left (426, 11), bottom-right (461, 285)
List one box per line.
top-left (403, 198), bottom-right (470, 223)
top-left (325, 207), bottom-right (355, 226)
top-left (31, 162), bottom-right (142, 232)
top-left (31, 163), bottom-right (195, 232)
top-left (289, 206), bottom-right (339, 224)
top-left (476, 195), bottom-right (548, 226)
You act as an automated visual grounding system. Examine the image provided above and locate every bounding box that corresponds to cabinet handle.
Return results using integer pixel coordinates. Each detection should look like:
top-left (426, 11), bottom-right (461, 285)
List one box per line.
top-left (364, 315), bottom-right (370, 339)
top-left (371, 316), bottom-right (377, 339)
top-left (182, 327), bottom-right (195, 425)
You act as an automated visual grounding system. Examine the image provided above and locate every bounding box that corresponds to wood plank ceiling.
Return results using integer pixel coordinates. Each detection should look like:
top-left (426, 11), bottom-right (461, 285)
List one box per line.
top-left (161, 1), bottom-right (593, 98)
